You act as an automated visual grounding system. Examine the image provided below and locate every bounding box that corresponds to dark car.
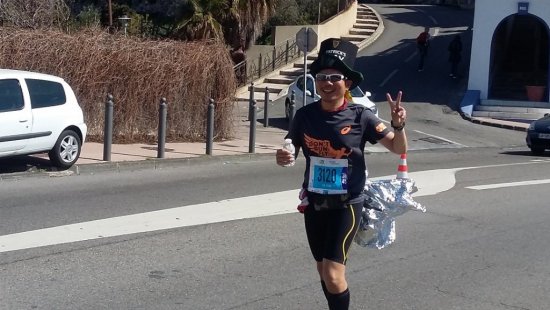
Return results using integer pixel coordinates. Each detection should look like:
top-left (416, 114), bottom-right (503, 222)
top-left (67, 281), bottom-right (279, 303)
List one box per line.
top-left (526, 113), bottom-right (550, 155)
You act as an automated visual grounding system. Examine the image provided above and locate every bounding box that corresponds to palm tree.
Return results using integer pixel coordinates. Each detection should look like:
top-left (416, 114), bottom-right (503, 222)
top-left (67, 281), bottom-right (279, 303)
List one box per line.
top-left (173, 0), bottom-right (227, 41)
top-left (225, 0), bottom-right (274, 48)
top-left (171, 0), bottom-right (274, 46)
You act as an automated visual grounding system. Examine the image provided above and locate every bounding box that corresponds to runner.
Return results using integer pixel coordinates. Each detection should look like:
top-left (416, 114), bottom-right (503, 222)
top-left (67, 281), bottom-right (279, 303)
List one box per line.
top-left (275, 38), bottom-right (408, 310)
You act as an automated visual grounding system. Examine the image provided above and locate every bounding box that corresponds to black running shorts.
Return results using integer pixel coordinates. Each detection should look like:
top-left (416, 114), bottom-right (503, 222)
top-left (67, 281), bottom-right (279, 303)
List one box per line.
top-left (303, 202), bottom-right (363, 265)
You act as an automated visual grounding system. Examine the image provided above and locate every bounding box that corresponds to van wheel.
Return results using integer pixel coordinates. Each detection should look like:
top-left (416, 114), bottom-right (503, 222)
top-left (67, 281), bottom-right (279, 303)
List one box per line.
top-left (48, 129), bottom-right (81, 169)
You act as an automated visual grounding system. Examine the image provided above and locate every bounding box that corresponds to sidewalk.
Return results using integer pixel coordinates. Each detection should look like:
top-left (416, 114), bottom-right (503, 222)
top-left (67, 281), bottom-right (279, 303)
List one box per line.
top-left (69, 100), bottom-right (288, 171)
top-left (3, 97), bottom-right (530, 178)
top-left (69, 114), bottom-right (530, 169)
top-left (77, 118), bottom-right (287, 165)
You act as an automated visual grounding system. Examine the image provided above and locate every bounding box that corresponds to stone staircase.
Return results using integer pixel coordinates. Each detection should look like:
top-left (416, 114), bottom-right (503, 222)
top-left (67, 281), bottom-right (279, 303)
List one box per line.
top-left (472, 99), bottom-right (550, 121)
top-left (234, 4), bottom-right (384, 105)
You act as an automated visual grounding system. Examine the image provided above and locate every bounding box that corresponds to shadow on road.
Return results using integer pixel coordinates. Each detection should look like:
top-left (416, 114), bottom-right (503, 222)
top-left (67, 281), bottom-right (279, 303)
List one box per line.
top-left (0, 155), bottom-right (60, 174)
top-left (257, 117), bottom-right (289, 131)
top-left (501, 150), bottom-right (550, 157)
top-left (357, 4), bottom-right (474, 111)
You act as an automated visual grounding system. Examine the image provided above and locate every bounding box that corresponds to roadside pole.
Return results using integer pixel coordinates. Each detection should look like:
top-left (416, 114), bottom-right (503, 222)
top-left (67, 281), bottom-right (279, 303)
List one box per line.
top-left (296, 27), bottom-right (318, 109)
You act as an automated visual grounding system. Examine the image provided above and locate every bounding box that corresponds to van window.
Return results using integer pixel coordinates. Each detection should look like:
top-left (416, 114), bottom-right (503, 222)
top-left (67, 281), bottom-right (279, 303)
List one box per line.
top-left (0, 79), bottom-right (25, 112)
top-left (26, 79), bottom-right (66, 109)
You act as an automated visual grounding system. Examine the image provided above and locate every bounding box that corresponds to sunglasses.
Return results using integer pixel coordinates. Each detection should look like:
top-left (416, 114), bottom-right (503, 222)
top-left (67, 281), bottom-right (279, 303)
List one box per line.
top-left (315, 73), bottom-right (347, 82)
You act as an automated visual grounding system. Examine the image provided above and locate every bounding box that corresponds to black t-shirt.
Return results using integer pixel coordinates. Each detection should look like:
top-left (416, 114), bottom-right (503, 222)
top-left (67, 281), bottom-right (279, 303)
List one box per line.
top-left (286, 101), bottom-right (390, 201)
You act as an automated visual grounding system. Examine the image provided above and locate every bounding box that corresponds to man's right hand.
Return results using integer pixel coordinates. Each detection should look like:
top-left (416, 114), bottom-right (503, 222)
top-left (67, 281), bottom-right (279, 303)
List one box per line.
top-left (276, 149), bottom-right (295, 166)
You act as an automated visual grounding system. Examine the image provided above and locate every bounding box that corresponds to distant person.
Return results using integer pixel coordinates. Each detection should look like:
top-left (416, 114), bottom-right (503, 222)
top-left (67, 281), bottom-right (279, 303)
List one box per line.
top-left (416, 27), bottom-right (431, 71)
top-left (448, 34), bottom-right (463, 78)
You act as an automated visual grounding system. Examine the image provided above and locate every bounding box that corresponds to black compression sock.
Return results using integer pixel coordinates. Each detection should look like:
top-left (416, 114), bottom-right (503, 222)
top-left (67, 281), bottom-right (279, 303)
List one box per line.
top-left (326, 288), bottom-right (350, 310)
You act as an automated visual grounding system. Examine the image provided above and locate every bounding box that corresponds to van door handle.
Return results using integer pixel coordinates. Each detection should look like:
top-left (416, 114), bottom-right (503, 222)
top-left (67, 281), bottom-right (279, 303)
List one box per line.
top-left (19, 119), bottom-right (28, 123)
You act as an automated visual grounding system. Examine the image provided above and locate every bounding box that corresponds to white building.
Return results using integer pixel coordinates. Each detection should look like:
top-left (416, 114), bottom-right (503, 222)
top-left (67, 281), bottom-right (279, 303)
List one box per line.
top-left (466, 0), bottom-right (549, 116)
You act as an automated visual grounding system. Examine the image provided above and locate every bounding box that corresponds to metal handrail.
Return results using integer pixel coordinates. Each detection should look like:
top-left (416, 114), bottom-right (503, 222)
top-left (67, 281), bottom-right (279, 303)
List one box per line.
top-left (233, 37), bottom-right (302, 88)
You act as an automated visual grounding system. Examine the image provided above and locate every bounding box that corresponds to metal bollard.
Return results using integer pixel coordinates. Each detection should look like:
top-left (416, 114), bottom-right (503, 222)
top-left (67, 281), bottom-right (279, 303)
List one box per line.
top-left (248, 82), bottom-right (254, 121)
top-left (264, 87), bottom-right (269, 127)
top-left (206, 98), bottom-right (215, 155)
top-left (272, 47), bottom-right (276, 71)
top-left (289, 90), bottom-right (296, 124)
top-left (258, 54), bottom-right (263, 78)
top-left (249, 99), bottom-right (257, 154)
top-left (285, 40), bottom-right (289, 64)
top-left (103, 94), bottom-right (114, 161)
top-left (157, 97), bottom-right (167, 158)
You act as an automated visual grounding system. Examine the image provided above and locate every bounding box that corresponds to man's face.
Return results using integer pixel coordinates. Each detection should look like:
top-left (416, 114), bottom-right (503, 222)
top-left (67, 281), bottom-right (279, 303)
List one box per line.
top-left (315, 68), bottom-right (352, 103)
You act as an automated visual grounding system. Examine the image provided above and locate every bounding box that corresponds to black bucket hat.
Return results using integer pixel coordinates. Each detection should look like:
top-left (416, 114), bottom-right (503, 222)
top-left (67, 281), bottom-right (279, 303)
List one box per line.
top-left (309, 38), bottom-right (364, 89)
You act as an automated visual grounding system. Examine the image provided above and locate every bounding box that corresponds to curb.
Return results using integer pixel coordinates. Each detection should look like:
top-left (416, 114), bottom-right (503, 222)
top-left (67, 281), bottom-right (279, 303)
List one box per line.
top-left (470, 117), bottom-right (529, 132)
top-left (0, 152), bottom-right (276, 181)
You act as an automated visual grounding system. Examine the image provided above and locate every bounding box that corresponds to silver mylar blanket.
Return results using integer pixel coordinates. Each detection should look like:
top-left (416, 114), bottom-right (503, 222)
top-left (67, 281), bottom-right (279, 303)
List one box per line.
top-left (354, 179), bottom-right (426, 249)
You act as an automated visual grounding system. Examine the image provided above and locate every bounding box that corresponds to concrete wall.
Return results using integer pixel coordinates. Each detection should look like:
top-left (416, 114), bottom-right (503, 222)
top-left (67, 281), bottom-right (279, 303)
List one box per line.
top-left (246, 1), bottom-right (358, 61)
top-left (468, 0), bottom-right (550, 99)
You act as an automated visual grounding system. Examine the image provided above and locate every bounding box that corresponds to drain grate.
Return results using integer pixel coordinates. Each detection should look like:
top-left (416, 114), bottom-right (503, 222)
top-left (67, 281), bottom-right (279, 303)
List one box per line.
top-left (418, 136), bottom-right (452, 145)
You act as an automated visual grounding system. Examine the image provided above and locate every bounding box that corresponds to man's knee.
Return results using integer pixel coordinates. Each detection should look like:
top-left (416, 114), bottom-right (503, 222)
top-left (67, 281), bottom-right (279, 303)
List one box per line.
top-left (321, 262), bottom-right (347, 293)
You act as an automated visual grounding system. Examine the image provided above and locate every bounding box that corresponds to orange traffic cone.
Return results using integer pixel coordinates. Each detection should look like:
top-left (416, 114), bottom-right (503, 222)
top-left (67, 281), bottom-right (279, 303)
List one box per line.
top-left (396, 153), bottom-right (409, 179)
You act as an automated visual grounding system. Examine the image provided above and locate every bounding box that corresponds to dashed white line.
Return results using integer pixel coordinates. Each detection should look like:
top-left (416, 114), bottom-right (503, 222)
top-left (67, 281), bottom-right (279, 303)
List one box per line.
top-left (379, 69), bottom-right (399, 87)
top-left (466, 179), bottom-right (550, 190)
top-left (405, 51), bottom-right (417, 63)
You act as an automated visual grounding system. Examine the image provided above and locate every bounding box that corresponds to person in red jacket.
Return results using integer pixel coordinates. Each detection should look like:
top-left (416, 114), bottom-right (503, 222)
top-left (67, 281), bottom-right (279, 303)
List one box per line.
top-left (416, 27), bottom-right (431, 71)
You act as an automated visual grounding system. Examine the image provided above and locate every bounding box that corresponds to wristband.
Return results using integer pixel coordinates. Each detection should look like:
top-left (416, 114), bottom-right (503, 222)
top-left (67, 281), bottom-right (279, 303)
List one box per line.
top-left (391, 120), bottom-right (405, 131)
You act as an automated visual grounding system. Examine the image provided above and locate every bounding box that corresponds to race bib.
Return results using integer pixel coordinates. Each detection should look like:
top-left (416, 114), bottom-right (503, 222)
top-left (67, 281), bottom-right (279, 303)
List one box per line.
top-left (308, 156), bottom-right (348, 194)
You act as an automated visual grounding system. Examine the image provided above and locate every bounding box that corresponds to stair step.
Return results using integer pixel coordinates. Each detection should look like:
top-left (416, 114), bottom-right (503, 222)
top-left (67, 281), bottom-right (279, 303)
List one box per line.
top-left (356, 19), bottom-right (378, 25)
top-left (481, 99), bottom-right (550, 108)
top-left (357, 13), bottom-right (376, 18)
top-left (340, 35), bottom-right (366, 42)
top-left (264, 77), bottom-right (295, 84)
top-left (475, 105), bottom-right (550, 114)
top-left (350, 29), bottom-right (375, 36)
top-left (279, 69), bottom-right (304, 76)
top-left (353, 24), bottom-right (378, 30)
top-left (293, 63), bottom-right (312, 69)
top-left (471, 110), bottom-right (545, 119)
top-left (247, 85), bottom-right (283, 94)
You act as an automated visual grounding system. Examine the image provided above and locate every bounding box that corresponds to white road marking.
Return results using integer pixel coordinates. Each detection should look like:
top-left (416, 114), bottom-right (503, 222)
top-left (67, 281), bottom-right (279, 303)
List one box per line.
top-left (2, 160), bottom-right (550, 253)
top-left (405, 51), bottom-right (417, 63)
top-left (379, 69), bottom-right (398, 87)
top-left (466, 179), bottom-right (550, 190)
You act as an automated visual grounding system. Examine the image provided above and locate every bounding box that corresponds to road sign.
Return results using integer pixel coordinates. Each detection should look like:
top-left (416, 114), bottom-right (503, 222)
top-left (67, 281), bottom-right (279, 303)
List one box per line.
top-left (296, 27), bottom-right (317, 53)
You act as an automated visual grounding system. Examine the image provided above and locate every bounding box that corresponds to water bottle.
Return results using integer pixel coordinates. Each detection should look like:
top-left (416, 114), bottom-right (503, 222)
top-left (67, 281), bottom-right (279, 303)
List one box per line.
top-left (282, 138), bottom-right (295, 167)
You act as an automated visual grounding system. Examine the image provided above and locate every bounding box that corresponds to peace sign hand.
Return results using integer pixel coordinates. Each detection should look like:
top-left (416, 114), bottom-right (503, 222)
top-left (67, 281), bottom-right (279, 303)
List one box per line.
top-left (386, 91), bottom-right (406, 127)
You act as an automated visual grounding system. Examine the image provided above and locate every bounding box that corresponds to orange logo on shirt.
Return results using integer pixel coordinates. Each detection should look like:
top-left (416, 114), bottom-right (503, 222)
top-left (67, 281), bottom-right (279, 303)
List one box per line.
top-left (375, 122), bottom-right (387, 133)
top-left (340, 125), bottom-right (352, 135)
top-left (304, 133), bottom-right (352, 159)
